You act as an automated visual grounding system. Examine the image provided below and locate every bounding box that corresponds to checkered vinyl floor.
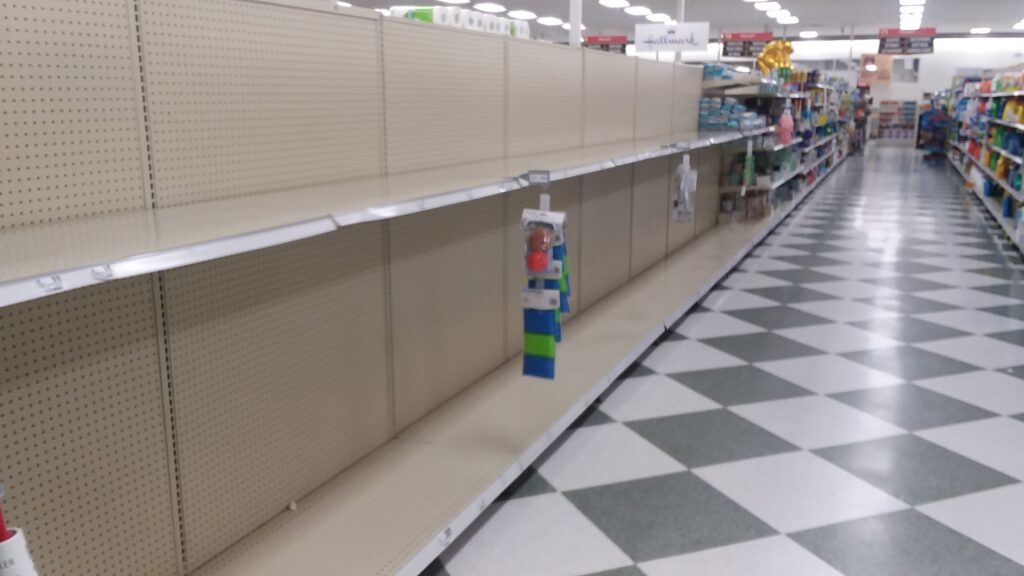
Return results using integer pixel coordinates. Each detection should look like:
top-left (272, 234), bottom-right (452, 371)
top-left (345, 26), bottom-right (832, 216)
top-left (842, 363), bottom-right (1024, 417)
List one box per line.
top-left (421, 148), bottom-right (1024, 576)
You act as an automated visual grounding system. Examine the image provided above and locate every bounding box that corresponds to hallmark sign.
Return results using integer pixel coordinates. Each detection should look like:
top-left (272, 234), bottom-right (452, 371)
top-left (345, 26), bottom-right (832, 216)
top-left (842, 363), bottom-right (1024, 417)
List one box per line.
top-left (634, 22), bottom-right (710, 53)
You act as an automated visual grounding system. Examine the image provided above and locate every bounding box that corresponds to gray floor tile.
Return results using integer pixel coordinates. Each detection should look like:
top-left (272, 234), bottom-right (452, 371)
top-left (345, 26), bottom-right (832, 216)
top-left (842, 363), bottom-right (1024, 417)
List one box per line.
top-left (849, 317), bottom-right (970, 343)
top-left (830, 384), bottom-right (995, 430)
top-left (843, 346), bottom-right (979, 381)
top-left (670, 365), bottom-right (812, 406)
top-left (702, 333), bottom-right (823, 363)
top-left (868, 275), bottom-right (956, 293)
top-left (775, 254), bottom-right (852, 268)
top-left (761, 269), bottom-right (849, 285)
top-left (880, 261), bottom-right (952, 275)
top-left (856, 294), bottom-right (958, 315)
top-left (571, 405), bottom-right (616, 428)
top-left (498, 467), bottom-right (558, 501)
top-left (619, 362), bottom-right (656, 380)
top-left (419, 559), bottom-right (450, 576)
top-left (745, 285), bottom-right (837, 304)
top-left (791, 510), bottom-right (1024, 576)
top-left (581, 566), bottom-right (644, 576)
top-left (814, 435), bottom-right (1017, 505)
top-left (799, 242), bottom-right (857, 255)
top-left (565, 472), bottom-right (776, 562)
top-left (1015, 413), bottom-right (1024, 423)
top-left (973, 252), bottom-right (1024, 266)
top-left (978, 304), bottom-right (1024, 321)
top-left (975, 284), bottom-right (1024, 301)
top-left (627, 409), bottom-right (798, 468)
top-left (988, 330), bottom-right (1024, 348)
top-left (973, 267), bottom-right (1024, 281)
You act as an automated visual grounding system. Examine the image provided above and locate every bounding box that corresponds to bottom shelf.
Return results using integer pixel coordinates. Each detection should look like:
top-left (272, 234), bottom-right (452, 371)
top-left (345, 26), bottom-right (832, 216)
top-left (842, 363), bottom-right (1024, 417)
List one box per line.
top-left (947, 152), bottom-right (1022, 252)
top-left (198, 156), bottom-right (847, 576)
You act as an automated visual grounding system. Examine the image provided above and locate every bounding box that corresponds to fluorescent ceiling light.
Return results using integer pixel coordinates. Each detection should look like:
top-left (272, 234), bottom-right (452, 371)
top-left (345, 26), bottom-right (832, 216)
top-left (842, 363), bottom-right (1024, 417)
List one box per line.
top-left (901, 14), bottom-right (922, 21)
top-left (900, 5), bottom-right (924, 13)
top-left (736, 66), bottom-right (752, 72)
top-left (767, 9), bottom-right (791, 18)
top-left (624, 5), bottom-right (652, 15)
top-left (646, 12), bottom-right (672, 22)
top-left (336, 1), bottom-right (352, 6)
top-left (375, 8), bottom-right (391, 15)
top-left (536, 16), bottom-right (564, 26)
top-left (970, 27), bottom-right (991, 34)
top-left (865, 63), bottom-right (878, 71)
top-left (507, 9), bottom-right (537, 19)
top-left (900, 22), bottom-right (921, 30)
top-left (1015, 21), bottom-right (1024, 30)
top-left (754, 2), bottom-right (781, 11)
top-left (438, 0), bottom-right (471, 3)
top-left (777, 15), bottom-right (799, 24)
top-left (899, 0), bottom-right (926, 5)
top-left (561, 22), bottom-right (587, 30)
top-left (799, 30), bottom-right (818, 38)
top-left (473, 2), bottom-right (506, 13)
top-left (598, 0), bottom-right (630, 6)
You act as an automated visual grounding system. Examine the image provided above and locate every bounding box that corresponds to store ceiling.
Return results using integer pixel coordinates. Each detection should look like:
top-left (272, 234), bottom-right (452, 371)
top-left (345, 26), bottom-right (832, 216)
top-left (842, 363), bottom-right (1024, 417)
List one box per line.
top-left (348, 0), bottom-right (1024, 39)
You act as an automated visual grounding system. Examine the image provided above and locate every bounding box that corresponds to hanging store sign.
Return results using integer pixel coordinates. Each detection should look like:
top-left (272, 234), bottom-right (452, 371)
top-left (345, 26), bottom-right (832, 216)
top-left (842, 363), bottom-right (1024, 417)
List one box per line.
top-left (878, 27), bottom-right (936, 55)
top-left (721, 32), bottom-right (774, 58)
top-left (584, 35), bottom-right (629, 53)
top-left (634, 22), bottom-right (710, 53)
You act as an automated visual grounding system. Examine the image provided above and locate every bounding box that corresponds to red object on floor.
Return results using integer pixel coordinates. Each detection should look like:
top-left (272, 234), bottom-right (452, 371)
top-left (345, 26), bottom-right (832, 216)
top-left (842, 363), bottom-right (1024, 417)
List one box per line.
top-left (0, 500), bottom-right (12, 543)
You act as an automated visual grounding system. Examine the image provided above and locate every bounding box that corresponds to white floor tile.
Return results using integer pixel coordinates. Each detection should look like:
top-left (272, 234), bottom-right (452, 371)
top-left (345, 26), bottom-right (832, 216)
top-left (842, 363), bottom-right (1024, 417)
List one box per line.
top-left (914, 336), bottom-right (1024, 370)
top-left (536, 424), bottom-right (685, 491)
top-left (913, 257), bottom-right (995, 271)
top-left (808, 264), bottom-right (901, 281)
top-left (814, 251), bottom-right (887, 265)
top-left (642, 340), bottom-right (746, 374)
top-left (731, 396), bottom-right (905, 449)
top-left (739, 258), bottom-right (801, 272)
top-left (601, 374), bottom-right (720, 421)
top-left (441, 493), bottom-right (633, 576)
top-left (753, 245), bottom-right (810, 258)
top-left (775, 324), bottom-right (902, 354)
top-left (915, 309), bottom-right (1024, 335)
top-left (701, 289), bottom-right (779, 312)
top-left (790, 300), bottom-right (901, 323)
top-left (914, 288), bottom-right (1022, 309)
top-left (766, 236), bottom-right (816, 246)
top-left (694, 452), bottom-right (908, 533)
top-left (915, 370), bottom-right (1024, 415)
top-left (917, 417), bottom-right (1024, 480)
top-left (800, 280), bottom-right (900, 300)
top-left (676, 312), bottom-right (765, 339)
top-left (915, 244), bottom-right (997, 257)
top-left (638, 536), bottom-right (844, 576)
top-left (914, 270), bottom-right (1010, 288)
top-left (755, 355), bottom-right (903, 394)
top-left (722, 272), bottom-right (791, 290)
top-left (919, 484), bottom-right (1024, 566)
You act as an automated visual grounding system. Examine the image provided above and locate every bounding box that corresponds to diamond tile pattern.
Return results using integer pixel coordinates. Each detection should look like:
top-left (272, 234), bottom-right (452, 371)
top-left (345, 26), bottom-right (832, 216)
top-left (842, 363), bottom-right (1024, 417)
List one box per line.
top-left (422, 151), bottom-right (1024, 575)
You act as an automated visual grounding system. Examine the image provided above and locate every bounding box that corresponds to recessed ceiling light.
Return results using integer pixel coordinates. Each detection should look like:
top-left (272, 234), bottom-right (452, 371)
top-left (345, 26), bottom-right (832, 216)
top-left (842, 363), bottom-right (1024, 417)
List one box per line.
top-left (375, 8), bottom-right (391, 15)
top-left (899, 0), bottom-right (925, 5)
top-left (754, 2), bottom-right (781, 11)
top-left (624, 5), bottom-right (653, 15)
top-left (767, 9), bottom-right (790, 18)
top-left (336, 1), bottom-right (352, 6)
top-left (777, 15), bottom-right (799, 24)
top-left (507, 9), bottom-right (537, 20)
top-left (599, 0), bottom-right (630, 7)
top-left (970, 27), bottom-right (991, 34)
top-left (900, 5), bottom-right (924, 13)
top-left (901, 16), bottom-right (922, 24)
top-left (865, 63), bottom-right (878, 71)
top-left (473, 2), bottom-right (506, 13)
top-left (900, 22), bottom-right (921, 30)
top-left (646, 12), bottom-right (672, 22)
top-left (536, 16), bottom-right (564, 26)
top-left (799, 30), bottom-right (818, 38)
top-left (560, 22), bottom-right (587, 30)
top-left (736, 66), bottom-right (752, 72)
top-left (438, 0), bottom-right (471, 3)
top-left (1015, 21), bottom-right (1024, 30)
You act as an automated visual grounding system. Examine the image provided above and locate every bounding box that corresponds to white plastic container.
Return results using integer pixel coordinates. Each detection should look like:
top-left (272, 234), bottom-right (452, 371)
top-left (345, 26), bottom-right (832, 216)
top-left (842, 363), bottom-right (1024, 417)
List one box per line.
top-left (0, 530), bottom-right (38, 576)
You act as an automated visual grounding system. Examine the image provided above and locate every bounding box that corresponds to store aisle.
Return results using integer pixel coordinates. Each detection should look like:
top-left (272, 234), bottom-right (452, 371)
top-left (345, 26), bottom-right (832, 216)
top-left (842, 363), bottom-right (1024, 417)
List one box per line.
top-left (423, 146), bottom-right (1024, 576)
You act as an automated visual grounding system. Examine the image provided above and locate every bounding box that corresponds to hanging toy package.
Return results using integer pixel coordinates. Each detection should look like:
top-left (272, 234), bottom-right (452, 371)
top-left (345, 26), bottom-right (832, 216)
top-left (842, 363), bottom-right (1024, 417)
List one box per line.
top-left (673, 153), bottom-right (697, 223)
top-left (0, 484), bottom-right (37, 576)
top-left (521, 192), bottom-right (569, 380)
